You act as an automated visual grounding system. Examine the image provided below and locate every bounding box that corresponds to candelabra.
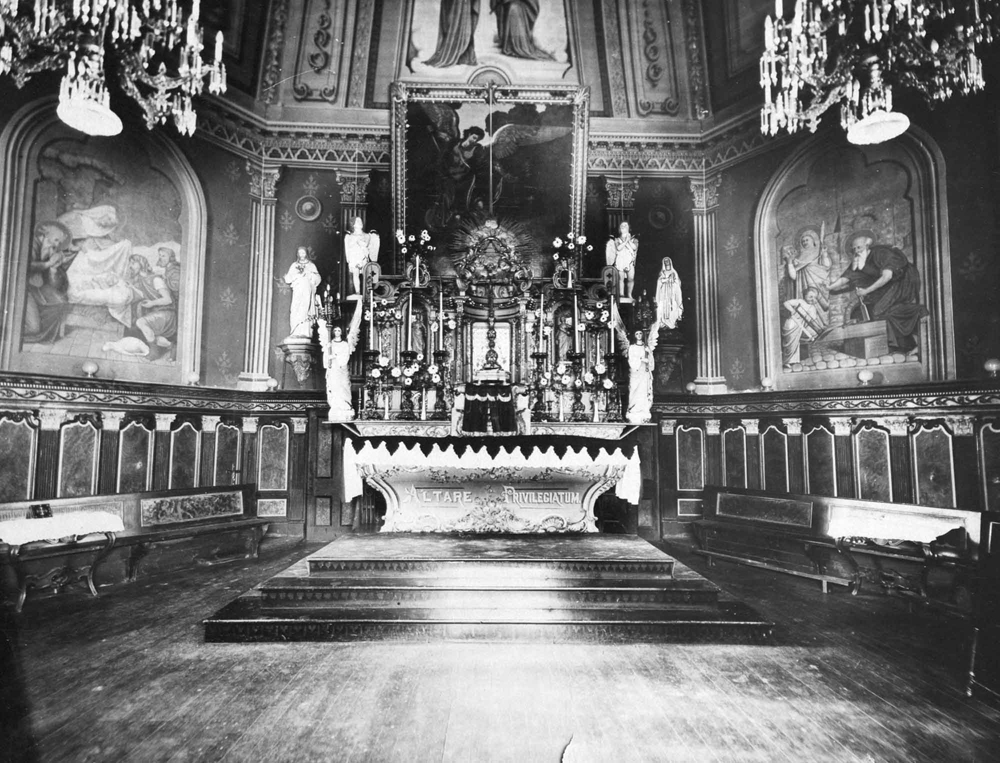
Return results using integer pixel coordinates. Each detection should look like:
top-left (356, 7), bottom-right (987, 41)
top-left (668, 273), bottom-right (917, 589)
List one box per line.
top-left (361, 350), bottom-right (381, 420)
top-left (568, 352), bottom-right (588, 422)
top-left (530, 352), bottom-right (550, 422)
top-left (397, 350), bottom-right (418, 421)
top-left (603, 352), bottom-right (624, 422)
top-left (430, 349), bottom-right (450, 420)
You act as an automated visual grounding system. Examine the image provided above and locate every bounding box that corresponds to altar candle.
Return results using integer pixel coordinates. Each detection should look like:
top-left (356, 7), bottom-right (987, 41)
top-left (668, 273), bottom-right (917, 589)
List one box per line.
top-left (538, 293), bottom-right (544, 350)
top-left (438, 290), bottom-right (444, 352)
top-left (415, 254), bottom-right (421, 287)
top-left (572, 292), bottom-right (579, 353)
top-left (368, 284), bottom-right (375, 344)
top-left (407, 292), bottom-right (413, 351)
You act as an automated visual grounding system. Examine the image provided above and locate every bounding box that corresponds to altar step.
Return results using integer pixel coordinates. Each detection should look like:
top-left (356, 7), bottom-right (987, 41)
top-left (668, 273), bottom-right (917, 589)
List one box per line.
top-left (204, 534), bottom-right (773, 644)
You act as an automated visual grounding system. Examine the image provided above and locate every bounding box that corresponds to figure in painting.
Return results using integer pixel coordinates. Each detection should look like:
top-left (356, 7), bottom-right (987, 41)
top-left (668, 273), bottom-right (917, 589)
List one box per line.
top-left (320, 298), bottom-right (364, 421)
top-left (442, 126), bottom-right (488, 216)
top-left (781, 286), bottom-right (828, 365)
top-left (125, 253), bottom-right (177, 350)
top-left (827, 231), bottom-right (928, 353)
top-left (654, 257), bottom-right (683, 330)
top-left (282, 246), bottom-right (321, 338)
top-left (425, 0), bottom-right (480, 67)
top-left (23, 221), bottom-right (74, 343)
top-left (490, 0), bottom-right (554, 60)
top-left (782, 225), bottom-right (831, 301)
top-left (606, 221), bottom-right (638, 302)
top-left (344, 217), bottom-right (380, 297)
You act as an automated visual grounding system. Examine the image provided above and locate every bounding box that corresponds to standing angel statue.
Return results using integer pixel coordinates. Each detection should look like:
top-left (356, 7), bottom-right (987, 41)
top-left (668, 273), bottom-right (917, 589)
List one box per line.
top-left (318, 298), bottom-right (364, 421)
top-left (344, 216), bottom-right (380, 297)
top-left (615, 315), bottom-right (658, 425)
top-left (282, 246), bottom-right (322, 338)
top-left (605, 221), bottom-right (638, 302)
top-left (655, 257), bottom-right (683, 329)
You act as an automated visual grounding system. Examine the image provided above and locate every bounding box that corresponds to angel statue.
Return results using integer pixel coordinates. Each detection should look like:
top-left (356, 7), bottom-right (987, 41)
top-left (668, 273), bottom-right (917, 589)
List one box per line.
top-left (318, 298), bottom-right (364, 421)
top-left (615, 315), bottom-right (658, 425)
top-left (344, 216), bottom-right (380, 297)
top-left (606, 221), bottom-right (638, 302)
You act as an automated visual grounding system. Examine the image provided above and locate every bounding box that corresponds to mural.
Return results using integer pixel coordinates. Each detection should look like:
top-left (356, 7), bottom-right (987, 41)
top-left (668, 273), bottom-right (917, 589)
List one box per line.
top-left (404, 0), bottom-right (571, 84)
top-left (0, 102), bottom-right (205, 385)
top-left (755, 136), bottom-right (954, 390)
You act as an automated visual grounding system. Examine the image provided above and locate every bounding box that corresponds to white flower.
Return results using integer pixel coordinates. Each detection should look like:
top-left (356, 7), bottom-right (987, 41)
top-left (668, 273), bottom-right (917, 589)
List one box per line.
top-left (403, 366), bottom-right (415, 377)
top-left (583, 372), bottom-right (594, 384)
top-left (432, 374), bottom-right (441, 384)
top-left (416, 353), bottom-right (425, 362)
top-left (364, 310), bottom-right (371, 320)
top-left (584, 310), bottom-right (594, 321)
top-left (601, 310), bottom-right (609, 322)
top-left (403, 377), bottom-right (413, 386)
top-left (539, 377), bottom-right (548, 387)
top-left (408, 235), bottom-right (415, 242)
top-left (567, 242), bottom-right (575, 250)
top-left (371, 368), bottom-right (382, 379)
top-left (395, 229), bottom-right (405, 244)
top-left (428, 364), bottom-right (439, 374)
top-left (391, 367), bottom-right (402, 378)
top-left (560, 374), bottom-right (571, 386)
top-left (553, 252), bottom-right (560, 261)
top-left (574, 379), bottom-right (583, 388)
top-left (420, 230), bottom-right (430, 242)
top-left (596, 301), bottom-right (605, 309)
top-left (586, 244), bottom-right (593, 252)
top-left (394, 310), bottom-right (403, 320)
top-left (378, 355), bottom-right (390, 366)
top-left (556, 362), bottom-right (567, 374)
top-left (553, 237), bottom-right (563, 248)
top-left (543, 325), bottom-right (552, 336)
top-left (577, 235), bottom-right (587, 245)
top-left (595, 363), bottom-right (606, 375)
top-left (602, 378), bottom-right (614, 390)
top-left (447, 319), bottom-right (457, 330)
top-left (401, 246), bottom-right (408, 255)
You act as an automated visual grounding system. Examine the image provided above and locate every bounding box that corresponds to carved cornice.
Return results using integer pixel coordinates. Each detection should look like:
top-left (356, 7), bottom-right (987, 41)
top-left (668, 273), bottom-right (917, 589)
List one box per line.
top-left (588, 138), bottom-right (704, 175)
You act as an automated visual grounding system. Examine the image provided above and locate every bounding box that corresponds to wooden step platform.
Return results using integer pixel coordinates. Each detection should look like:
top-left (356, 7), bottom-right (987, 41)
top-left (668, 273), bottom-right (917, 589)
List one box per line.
top-left (204, 534), bottom-right (773, 644)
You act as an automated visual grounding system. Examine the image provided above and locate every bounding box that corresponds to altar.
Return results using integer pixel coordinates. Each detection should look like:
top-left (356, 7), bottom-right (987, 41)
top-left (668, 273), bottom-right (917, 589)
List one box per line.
top-left (344, 438), bottom-right (640, 534)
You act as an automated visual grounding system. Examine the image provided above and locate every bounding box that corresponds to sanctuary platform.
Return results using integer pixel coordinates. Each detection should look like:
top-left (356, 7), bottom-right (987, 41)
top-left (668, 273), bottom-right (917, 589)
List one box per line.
top-left (204, 534), bottom-right (773, 644)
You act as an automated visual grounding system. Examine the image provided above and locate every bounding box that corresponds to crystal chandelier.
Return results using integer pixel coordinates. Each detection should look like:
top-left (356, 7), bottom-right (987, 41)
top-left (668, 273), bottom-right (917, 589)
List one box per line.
top-left (0, 0), bottom-right (226, 137)
top-left (760, 1), bottom-right (997, 144)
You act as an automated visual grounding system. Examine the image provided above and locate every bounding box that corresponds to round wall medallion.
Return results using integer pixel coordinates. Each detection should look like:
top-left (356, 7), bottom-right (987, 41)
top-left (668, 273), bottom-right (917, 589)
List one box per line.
top-left (295, 195), bottom-right (322, 221)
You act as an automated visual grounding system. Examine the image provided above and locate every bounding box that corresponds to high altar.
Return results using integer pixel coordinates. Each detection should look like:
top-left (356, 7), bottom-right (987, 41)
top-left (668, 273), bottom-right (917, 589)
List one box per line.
top-left (315, 83), bottom-right (660, 533)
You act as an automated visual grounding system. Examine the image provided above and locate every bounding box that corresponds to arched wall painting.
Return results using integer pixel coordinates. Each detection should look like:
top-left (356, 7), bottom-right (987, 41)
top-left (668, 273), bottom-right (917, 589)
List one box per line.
top-left (754, 130), bottom-right (955, 390)
top-left (0, 99), bottom-right (205, 384)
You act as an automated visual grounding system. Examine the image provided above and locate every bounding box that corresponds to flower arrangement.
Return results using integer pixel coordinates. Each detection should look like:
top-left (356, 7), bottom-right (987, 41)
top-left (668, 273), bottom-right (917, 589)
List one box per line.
top-left (583, 362), bottom-right (614, 393)
top-left (551, 232), bottom-right (592, 263)
top-left (395, 228), bottom-right (435, 256)
top-left (582, 299), bottom-right (612, 333)
top-left (369, 353), bottom-right (440, 390)
top-left (365, 298), bottom-right (402, 328)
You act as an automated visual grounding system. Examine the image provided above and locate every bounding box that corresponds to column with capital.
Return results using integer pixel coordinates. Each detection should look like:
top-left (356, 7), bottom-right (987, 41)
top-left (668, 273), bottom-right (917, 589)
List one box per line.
top-left (742, 418), bottom-right (762, 489)
top-left (689, 175), bottom-right (728, 395)
top-left (238, 163), bottom-right (283, 391)
top-left (830, 417), bottom-right (856, 498)
top-left (884, 416), bottom-right (915, 504)
top-left (98, 411), bottom-right (126, 494)
top-left (705, 419), bottom-right (722, 487)
top-left (200, 415), bottom-right (221, 487)
top-left (152, 413), bottom-right (177, 491)
top-left (240, 417), bottom-right (260, 488)
top-left (785, 417), bottom-right (805, 494)
top-left (34, 409), bottom-right (68, 499)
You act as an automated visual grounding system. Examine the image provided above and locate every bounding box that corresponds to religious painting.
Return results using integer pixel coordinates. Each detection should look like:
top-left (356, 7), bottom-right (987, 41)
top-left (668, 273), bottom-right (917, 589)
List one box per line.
top-left (754, 132), bottom-right (955, 390)
top-left (400, 0), bottom-right (572, 85)
top-left (0, 100), bottom-right (206, 385)
top-left (392, 82), bottom-right (588, 279)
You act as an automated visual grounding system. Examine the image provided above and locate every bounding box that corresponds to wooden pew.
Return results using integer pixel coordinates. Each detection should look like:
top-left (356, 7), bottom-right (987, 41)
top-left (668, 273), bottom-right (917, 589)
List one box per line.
top-left (0, 484), bottom-right (269, 611)
top-left (693, 486), bottom-right (981, 613)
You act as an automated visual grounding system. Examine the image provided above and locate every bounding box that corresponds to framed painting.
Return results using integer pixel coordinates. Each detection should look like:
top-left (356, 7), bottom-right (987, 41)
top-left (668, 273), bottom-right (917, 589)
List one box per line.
top-left (390, 81), bottom-right (588, 279)
top-left (0, 98), bottom-right (206, 385)
top-left (753, 129), bottom-right (955, 390)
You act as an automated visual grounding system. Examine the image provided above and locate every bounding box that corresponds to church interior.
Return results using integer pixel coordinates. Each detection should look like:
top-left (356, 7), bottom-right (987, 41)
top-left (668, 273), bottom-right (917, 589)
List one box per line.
top-left (1, 1), bottom-right (1000, 760)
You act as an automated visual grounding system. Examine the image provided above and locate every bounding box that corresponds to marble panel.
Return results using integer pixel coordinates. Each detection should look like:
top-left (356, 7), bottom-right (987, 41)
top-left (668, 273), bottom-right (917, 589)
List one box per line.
top-left (982, 425), bottom-right (1000, 513)
top-left (317, 424), bottom-right (333, 478)
top-left (762, 427), bottom-right (788, 493)
top-left (215, 424), bottom-right (241, 485)
top-left (0, 418), bottom-right (34, 503)
top-left (170, 423), bottom-right (200, 489)
top-left (119, 423), bottom-right (152, 493)
top-left (856, 428), bottom-right (891, 502)
top-left (315, 496), bottom-right (333, 527)
top-left (676, 426), bottom-right (704, 491)
top-left (913, 427), bottom-right (955, 508)
top-left (805, 427), bottom-right (836, 496)
top-left (59, 422), bottom-right (97, 498)
top-left (258, 424), bottom-right (289, 491)
top-left (723, 429), bottom-right (746, 488)
top-left (258, 498), bottom-right (287, 518)
top-left (717, 493), bottom-right (813, 527)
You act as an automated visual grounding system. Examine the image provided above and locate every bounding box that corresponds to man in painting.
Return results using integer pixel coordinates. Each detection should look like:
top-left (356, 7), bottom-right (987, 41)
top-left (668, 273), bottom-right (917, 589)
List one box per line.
top-left (425, 0), bottom-right (480, 67)
top-left (491, 0), bottom-right (554, 60)
top-left (781, 287), bottom-right (828, 366)
top-left (157, 247), bottom-right (181, 295)
top-left (828, 231), bottom-right (928, 353)
top-left (23, 221), bottom-right (74, 343)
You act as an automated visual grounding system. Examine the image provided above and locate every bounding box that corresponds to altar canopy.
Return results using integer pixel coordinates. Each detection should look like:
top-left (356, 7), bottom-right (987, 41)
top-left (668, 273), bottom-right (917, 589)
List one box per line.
top-left (344, 440), bottom-right (640, 533)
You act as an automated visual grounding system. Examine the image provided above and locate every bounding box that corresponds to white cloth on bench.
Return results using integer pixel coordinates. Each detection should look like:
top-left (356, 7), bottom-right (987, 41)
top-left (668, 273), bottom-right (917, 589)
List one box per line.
top-left (0, 511), bottom-right (125, 546)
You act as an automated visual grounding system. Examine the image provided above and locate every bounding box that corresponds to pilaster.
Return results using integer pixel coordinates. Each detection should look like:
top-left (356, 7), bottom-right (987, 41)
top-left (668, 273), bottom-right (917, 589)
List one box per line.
top-left (689, 174), bottom-right (727, 394)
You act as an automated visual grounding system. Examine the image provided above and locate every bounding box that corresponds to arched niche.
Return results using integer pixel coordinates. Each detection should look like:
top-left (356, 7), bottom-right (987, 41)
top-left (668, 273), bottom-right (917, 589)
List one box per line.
top-left (0, 97), bottom-right (206, 384)
top-left (754, 128), bottom-right (954, 390)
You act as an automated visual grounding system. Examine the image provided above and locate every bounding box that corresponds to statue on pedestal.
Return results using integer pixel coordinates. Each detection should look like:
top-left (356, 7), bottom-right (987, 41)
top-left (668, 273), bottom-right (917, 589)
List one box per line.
top-left (344, 216), bottom-right (380, 297)
top-left (655, 256), bottom-right (683, 330)
top-left (605, 221), bottom-right (638, 302)
top-left (615, 316), bottom-right (658, 425)
top-left (319, 299), bottom-right (364, 421)
top-left (282, 246), bottom-right (321, 338)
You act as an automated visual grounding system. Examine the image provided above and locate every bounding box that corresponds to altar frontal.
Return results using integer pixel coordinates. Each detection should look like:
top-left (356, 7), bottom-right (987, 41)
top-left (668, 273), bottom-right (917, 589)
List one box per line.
top-left (344, 441), bottom-right (640, 534)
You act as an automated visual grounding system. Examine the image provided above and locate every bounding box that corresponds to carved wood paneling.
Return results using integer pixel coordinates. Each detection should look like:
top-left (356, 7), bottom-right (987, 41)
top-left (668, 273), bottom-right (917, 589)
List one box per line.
top-left (292, 0), bottom-right (351, 104)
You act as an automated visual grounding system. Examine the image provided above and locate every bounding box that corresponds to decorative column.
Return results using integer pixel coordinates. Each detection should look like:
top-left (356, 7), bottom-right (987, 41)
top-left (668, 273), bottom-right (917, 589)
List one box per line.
top-left (34, 408), bottom-right (67, 499)
top-left (238, 163), bottom-right (282, 391)
top-left (885, 416), bottom-right (914, 504)
top-left (742, 418), bottom-right (762, 489)
top-left (200, 415), bottom-right (221, 487)
top-left (830, 417), bottom-right (856, 498)
top-left (689, 175), bottom-right (728, 394)
top-left (240, 417), bottom-right (260, 488)
top-left (289, 417), bottom-right (309, 524)
top-left (947, 415), bottom-right (980, 510)
top-left (152, 413), bottom-right (176, 491)
top-left (98, 410), bottom-right (126, 494)
top-left (705, 419), bottom-right (722, 486)
top-left (336, 168), bottom-right (372, 273)
top-left (658, 419), bottom-right (678, 524)
top-left (785, 417), bottom-right (805, 494)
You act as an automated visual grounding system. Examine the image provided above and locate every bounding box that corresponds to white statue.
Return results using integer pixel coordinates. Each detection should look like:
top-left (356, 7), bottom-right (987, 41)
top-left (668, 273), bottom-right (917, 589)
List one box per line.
top-left (343, 216), bottom-right (380, 297)
top-left (605, 220), bottom-right (638, 302)
top-left (318, 299), bottom-right (364, 421)
top-left (282, 246), bottom-right (322, 338)
top-left (654, 256), bottom-right (683, 330)
top-left (615, 320), bottom-right (658, 424)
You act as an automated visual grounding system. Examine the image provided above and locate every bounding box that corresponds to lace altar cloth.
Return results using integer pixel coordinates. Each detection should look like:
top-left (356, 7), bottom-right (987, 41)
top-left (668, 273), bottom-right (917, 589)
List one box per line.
top-left (344, 440), bottom-right (641, 533)
top-left (0, 512), bottom-right (125, 547)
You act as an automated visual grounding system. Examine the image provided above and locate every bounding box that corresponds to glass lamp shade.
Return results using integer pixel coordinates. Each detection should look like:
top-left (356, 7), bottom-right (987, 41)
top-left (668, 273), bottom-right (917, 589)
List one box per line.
top-left (846, 110), bottom-right (910, 145)
top-left (56, 97), bottom-right (123, 137)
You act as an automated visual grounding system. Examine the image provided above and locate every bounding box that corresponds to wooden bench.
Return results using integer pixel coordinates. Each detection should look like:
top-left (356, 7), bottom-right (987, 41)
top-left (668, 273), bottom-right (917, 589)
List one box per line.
top-left (693, 486), bottom-right (981, 613)
top-left (0, 484), bottom-right (269, 612)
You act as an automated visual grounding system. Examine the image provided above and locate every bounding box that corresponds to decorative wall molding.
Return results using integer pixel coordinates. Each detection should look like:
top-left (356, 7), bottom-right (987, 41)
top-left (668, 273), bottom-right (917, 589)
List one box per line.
top-left (622, 0), bottom-right (681, 118)
top-left (292, 0), bottom-right (348, 104)
top-left (681, 0), bottom-right (709, 120)
top-left (260, 0), bottom-right (290, 105)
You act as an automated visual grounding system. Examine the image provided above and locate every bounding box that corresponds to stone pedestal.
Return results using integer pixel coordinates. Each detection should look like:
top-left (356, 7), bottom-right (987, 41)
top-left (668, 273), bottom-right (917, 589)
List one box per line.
top-left (278, 337), bottom-right (321, 389)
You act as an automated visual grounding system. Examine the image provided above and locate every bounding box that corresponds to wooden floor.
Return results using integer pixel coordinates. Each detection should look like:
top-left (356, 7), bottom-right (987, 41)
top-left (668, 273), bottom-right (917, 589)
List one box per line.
top-left (2, 536), bottom-right (999, 763)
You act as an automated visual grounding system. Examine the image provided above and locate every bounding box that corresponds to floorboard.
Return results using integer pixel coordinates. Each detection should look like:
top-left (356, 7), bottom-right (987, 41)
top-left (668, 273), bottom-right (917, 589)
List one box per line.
top-left (2, 535), bottom-right (999, 762)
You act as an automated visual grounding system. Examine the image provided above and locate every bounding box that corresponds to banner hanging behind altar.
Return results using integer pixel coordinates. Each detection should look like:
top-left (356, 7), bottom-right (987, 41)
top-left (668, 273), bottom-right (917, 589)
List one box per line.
top-left (344, 441), bottom-right (640, 533)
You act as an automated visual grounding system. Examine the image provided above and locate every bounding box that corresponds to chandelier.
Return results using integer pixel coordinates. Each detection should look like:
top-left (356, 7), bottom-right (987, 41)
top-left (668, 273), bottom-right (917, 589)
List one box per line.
top-left (0, 0), bottom-right (226, 137)
top-left (760, 1), bottom-right (997, 144)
